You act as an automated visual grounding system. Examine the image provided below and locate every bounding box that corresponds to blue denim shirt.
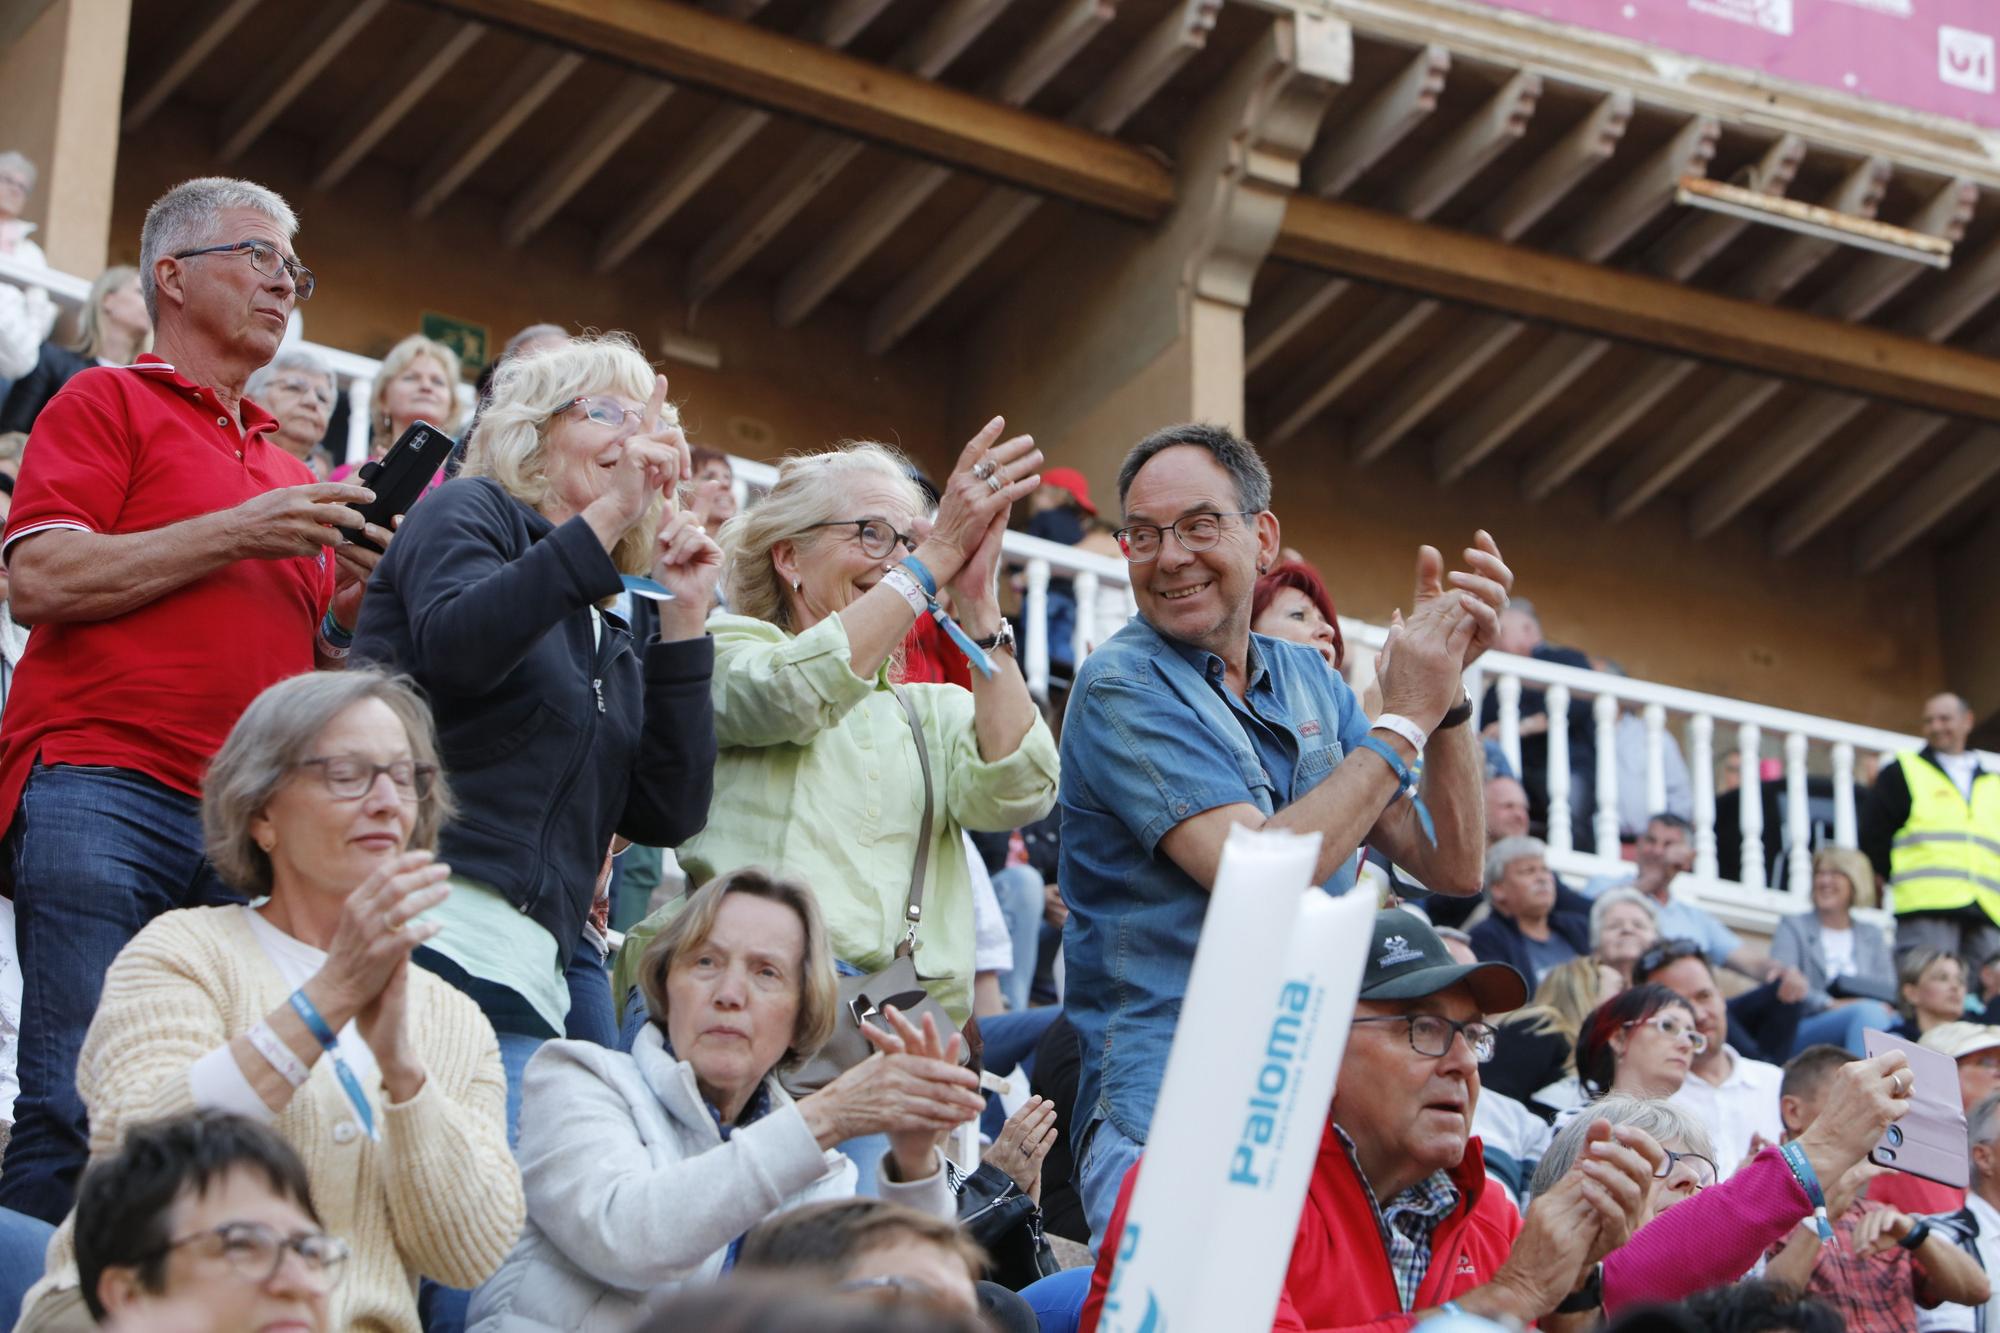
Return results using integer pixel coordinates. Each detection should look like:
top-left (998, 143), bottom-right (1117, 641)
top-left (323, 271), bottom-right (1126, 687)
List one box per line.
top-left (1058, 616), bottom-right (1373, 1146)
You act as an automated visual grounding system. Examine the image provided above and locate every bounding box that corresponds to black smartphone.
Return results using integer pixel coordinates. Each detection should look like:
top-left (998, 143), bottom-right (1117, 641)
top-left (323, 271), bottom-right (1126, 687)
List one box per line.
top-left (345, 420), bottom-right (453, 552)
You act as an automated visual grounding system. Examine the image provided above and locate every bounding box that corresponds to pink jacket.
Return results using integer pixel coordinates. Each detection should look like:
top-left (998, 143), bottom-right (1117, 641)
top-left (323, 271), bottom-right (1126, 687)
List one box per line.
top-left (1603, 1147), bottom-right (1810, 1313)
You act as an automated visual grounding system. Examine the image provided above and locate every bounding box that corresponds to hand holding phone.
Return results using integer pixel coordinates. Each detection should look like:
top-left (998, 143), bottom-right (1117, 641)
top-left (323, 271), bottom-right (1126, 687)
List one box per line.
top-left (1863, 1030), bottom-right (1967, 1187)
top-left (347, 421), bottom-right (453, 553)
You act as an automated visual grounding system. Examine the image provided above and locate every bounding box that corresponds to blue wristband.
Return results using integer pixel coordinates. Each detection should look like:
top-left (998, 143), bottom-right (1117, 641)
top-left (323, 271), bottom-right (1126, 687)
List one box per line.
top-left (288, 989), bottom-right (378, 1142)
top-left (898, 556), bottom-right (938, 597)
top-left (895, 557), bottom-right (997, 679)
top-left (1779, 1140), bottom-right (1833, 1242)
top-left (1356, 735), bottom-right (1437, 846)
top-left (320, 611), bottom-right (354, 648)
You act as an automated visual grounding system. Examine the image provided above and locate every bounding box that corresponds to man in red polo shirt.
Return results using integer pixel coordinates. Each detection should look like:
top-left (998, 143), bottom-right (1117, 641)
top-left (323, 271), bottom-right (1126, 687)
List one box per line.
top-left (0, 176), bottom-right (390, 1222)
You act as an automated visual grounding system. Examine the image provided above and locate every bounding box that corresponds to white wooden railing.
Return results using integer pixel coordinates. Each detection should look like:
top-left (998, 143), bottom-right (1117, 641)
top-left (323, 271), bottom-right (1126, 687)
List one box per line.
top-left (11, 255), bottom-right (1983, 934)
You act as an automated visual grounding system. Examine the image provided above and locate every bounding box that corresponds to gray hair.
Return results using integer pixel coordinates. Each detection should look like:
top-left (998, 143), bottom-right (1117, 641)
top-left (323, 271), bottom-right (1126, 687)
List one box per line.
top-left (1529, 1096), bottom-right (1714, 1198)
top-left (1972, 1091), bottom-right (2000, 1183)
top-left (1507, 597), bottom-right (1540, 625)
top-left (1116, 422), bottom-right (1272, 515)
top-left (719, 442), bottom-right (925, 632)
top-left (504, 323), bottom-right (568, 358)
top-left (139, 177), bottom-right (299, 323)
top-left (202, 670), bottom-right (454, 897)
top-left (1589, 886), bottom-right (1660, 948)
top-left (0, 152), bottom-right (35, 191)
top-left (70, 266), bottom-right (148, 361)
top-left (245, 347), bottom-right (336, 406)
top-left (1484, 835), bottom-right (1548, 890)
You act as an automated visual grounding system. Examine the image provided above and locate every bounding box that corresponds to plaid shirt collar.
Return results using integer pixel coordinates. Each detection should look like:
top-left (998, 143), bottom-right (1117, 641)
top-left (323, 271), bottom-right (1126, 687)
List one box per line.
top-left (1335, 1126), bottom-right (1463, 1311)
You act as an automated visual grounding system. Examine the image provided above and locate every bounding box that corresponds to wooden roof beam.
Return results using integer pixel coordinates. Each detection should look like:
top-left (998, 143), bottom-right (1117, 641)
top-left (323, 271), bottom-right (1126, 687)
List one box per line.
top-left (1855, 430), bottom-right (2000, 573)
top-left (685, 0), bottom-right (1016, 307)
top-left (1597, 156), bottom-right (1893, 521)
top-left (1645, 133), bottom-right (1809, 279)
top-left (1689, 178), bottom-right (1982, 538)
top-left (124, 0), bottom-right (263, 132)
top-left (218, 0), bottom-right (388, 163)
top-left (861, 1), bottom-right (1217, 356)
top-left (411, 45), bottom-right (582, 219)
top-left (314, 17), bottom-right (486, 192)
top-left (773, 0), bottom-right (1117, 328)
top-left (1300, 44), bottom-right (1449, 200)
top-left (1768, 408), bottom-right (1946, 555)
top-left (592, 0), bottom-right (896, 274)
top-left (502, 75), bottom-right (673, 247)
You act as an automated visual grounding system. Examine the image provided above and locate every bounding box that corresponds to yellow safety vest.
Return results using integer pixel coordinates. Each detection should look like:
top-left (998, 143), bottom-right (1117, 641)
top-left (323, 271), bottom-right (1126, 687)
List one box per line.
top-left (1890, 750), bottom-right (2000, 923)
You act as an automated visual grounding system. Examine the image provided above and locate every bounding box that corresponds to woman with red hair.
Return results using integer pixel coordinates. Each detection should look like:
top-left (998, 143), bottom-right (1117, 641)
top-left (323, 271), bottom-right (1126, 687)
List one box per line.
top-left (1251, 560), bottom-right (1344, 671)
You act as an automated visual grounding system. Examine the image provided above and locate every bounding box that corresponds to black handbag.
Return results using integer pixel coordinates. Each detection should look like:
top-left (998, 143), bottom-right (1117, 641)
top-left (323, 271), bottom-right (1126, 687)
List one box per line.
top-left (781, 686), bottom-right (970, 1096)
top-left (952, 1159), bottom-right (1061, 1291)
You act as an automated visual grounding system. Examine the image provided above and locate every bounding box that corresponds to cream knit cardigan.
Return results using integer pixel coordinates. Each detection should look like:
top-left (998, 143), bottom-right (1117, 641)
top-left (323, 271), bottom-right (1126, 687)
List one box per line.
top-left (16, 906), bottom-right (525, 1333)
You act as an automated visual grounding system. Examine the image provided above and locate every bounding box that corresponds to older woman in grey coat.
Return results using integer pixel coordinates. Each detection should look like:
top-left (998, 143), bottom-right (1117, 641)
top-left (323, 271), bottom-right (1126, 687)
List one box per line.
top-left (467, 868), bottom-right (983, 1333)
top-left (1770, 847), bottom-right (1897, 1056)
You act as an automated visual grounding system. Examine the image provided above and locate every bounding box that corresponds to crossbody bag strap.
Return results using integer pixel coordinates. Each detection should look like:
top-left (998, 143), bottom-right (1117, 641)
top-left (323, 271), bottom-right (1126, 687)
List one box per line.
top-left (890, 684), bottom-right (935, 960)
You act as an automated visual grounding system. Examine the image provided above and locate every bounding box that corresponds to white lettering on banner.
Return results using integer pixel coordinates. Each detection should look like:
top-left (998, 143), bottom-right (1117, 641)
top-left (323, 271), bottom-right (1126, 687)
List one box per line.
top-left (1687, 0), bottom-right (1794, 34)
top-left (1941, 26), bottom-right (1997, 95)
top-left (1829, 0), bottom-right (1912, 16)
top-left (1099, 826), bottom-right (1375, 1333)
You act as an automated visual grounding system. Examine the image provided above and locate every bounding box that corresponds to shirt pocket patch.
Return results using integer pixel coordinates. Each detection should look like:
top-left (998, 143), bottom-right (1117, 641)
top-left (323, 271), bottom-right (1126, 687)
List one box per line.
top-left (1297, 742), bottom-right (1344, 782)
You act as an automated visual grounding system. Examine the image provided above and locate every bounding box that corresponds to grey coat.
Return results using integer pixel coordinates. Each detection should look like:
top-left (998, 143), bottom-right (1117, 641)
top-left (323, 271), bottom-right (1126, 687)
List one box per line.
top-left (1769, 911), bottom-right (1897, 1012)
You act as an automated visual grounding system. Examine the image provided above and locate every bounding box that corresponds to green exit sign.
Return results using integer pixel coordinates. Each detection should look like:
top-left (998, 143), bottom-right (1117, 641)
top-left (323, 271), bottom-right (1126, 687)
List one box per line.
top-left (420, 312), bottom-right (489, 370)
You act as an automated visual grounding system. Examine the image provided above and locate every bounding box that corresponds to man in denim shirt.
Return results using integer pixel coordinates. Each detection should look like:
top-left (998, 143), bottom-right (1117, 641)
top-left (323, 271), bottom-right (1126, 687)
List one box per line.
top-left (1059, 423), bottom-right (1512, 1246)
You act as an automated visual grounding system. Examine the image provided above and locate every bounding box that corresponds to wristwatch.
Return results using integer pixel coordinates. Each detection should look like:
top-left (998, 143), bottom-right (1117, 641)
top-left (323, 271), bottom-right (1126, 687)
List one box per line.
top-left (1554, 1263), bottom-right (1603, 1314)
top-left (969, 620), bottom-right (1016, 656)
top-left (1898, 1219), bottom-right (1933, 1251)
top-left (1438, 694), bottom-right (1474, 729)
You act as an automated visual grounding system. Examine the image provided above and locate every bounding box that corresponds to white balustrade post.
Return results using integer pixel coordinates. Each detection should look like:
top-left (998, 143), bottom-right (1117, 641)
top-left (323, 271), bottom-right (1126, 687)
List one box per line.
top-left (1644, 704), bottom-right (1668, 820)
top-left (1690, 714), bottom-right (1718, 879)
top-left (1023, 559), bottom-right (1051, 703)
top-left (1594, 692), bottom-right (1621, 855)
top-left (1785, 732), bottom-right (1811, 897)
top-left (1546, 685), bottom-right (1573, 854)
top-left (345, 377), bottom-right (372, 466)
top-left (1496, 675), bottom-right (1522, 781)
top-left (1073, 570), bottom-right (1099, 670)
top-left (1833, 743), bottom-right (1857, 848)
top-left (1738, 723), bottom-right (1765, 890)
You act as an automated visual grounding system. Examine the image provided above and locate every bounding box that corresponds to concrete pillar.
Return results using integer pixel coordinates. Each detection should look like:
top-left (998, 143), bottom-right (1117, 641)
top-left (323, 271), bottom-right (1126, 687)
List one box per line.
top-left (956, 13), bottom-right (1349, 503)
top-left (0, 0), bottom-right (132, 274)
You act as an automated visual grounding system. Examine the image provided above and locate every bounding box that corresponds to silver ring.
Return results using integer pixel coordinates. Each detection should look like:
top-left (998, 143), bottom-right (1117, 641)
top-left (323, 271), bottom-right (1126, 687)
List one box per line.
top-left (1893, 1070), bottom-right (1910, 1096)
top-left (972, 459), bottom-right (996, 481)
top-left (984, 469), bottom-right (1007, 494)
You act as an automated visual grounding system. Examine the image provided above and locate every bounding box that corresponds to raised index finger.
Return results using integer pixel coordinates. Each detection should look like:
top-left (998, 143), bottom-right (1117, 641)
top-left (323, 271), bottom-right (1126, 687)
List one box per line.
top-left (646, 374), bottom-right (669, 433)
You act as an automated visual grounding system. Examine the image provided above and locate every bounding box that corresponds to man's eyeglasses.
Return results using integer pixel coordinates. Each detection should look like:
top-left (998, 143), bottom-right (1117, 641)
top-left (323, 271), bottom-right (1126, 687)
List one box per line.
top-left (170, 240), bottom-right (315, 301)
top-left (272, 376), bottom-right (335, 410)
top-left (806, 519), bottom-right (918, 561)
top-left (295, 755), bottom-right (436, 802)
top-left (549, 397), bottom-right (655, 433)
top-left (1351, 1013), bottom-right (1498, 1064)
top-left (1654, 1149), bottom-right (1718, 1190)
top-left (142, 1221), bottom-right (350, 1291)
top-left (1113, 511), bottom-right (1255, 563)
top-left (1634, 939), bottom-right (1704, 982)
top-left (1623, 1012), bottom-right (1709, 1055)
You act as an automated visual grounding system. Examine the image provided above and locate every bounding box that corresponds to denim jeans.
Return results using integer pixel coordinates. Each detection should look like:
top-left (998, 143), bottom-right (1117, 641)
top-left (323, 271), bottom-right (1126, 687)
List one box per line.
top-left (0, 1206), bottom-right (52, 1331)
top-left (0, 765), bottom-right (239, 1223)
top-left (990, 865), bottom-right (1046, 1015)
top-left (563, 943), bottom-right (616, 1047)
top-left (1020, 1266), bottom-right (1093, 1333)
top-left (1077, 1115), bottom-right (1144, 1254)
top-left (1791, 1000), bottom-right (1898, 1057)
top-left (978, 1006), bottom-right (1061, 1140)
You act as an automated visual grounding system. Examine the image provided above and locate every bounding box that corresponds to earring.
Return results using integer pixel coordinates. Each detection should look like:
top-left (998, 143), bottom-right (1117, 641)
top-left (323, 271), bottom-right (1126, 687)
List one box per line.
top-left (256, 837), bottom-right (275, 854)
top-left (791, 577), bottom-right (802, 590)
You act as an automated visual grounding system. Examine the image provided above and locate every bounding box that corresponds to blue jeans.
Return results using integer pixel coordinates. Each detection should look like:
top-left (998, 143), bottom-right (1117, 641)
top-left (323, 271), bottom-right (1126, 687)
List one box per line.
top-left (0, 1206), bottom-right (52, 1330)
top-left (0, 766), bottom-right (240, 1223)
top-left (1021, 1266), bottom-right (1092, 1333)
top-left (978, 1006), bottom-right (1061, 1141)
top-left (1792, 1000), bottom-right (1898, 1057)
top-left (1077, 1115), bottom-right (1144, 1254)
top-left (991, 865), bottom-right (1046, 1014)
top-left (564, 943), bottom-right (616, 1047)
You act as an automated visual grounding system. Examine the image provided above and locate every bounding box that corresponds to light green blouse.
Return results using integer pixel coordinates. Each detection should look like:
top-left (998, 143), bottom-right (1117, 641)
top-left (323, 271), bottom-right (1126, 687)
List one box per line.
top-left (670, 611), bottom-right (1059, 1021)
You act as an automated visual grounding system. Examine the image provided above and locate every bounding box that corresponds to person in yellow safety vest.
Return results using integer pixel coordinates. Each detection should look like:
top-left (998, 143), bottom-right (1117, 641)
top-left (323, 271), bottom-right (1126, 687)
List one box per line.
top-left (1861, 693), bottom-right (2000, 970)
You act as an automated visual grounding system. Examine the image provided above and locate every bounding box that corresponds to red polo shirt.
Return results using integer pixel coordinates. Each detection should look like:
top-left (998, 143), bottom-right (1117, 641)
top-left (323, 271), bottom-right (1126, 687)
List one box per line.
top-left (0, 356), bottom-right (332, 837)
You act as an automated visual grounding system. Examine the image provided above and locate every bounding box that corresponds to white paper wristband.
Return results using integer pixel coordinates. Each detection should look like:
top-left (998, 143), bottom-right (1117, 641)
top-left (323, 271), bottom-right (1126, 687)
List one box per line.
top-left (247, 1021), bottom-right (309, 1089)
top-left (880, 566), bottom-right (930, 617)
top-left (1371, 713), bottom-right (1428, 753)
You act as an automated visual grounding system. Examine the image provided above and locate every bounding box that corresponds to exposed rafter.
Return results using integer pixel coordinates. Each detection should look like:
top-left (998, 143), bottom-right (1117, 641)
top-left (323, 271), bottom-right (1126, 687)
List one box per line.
top-left (772, 0), bottom-right (1117, 329)
top-left (411, 45), bottom-right (583, 219)
top-left (1263, 70), bottom-right (1545, 443)
top-left (592, 0), bottom-right (897, 273)
top-left (1855, 429), bottom-right (2000, 573)
top-left (1768, 409), bottom-right (1946, 556)
top-left (684, 0), bottom-right (1014, 308)
top-left (502, 74), bottom-right (675, 248)
top-left (862, 0), bottom-right (1220, 356)
top-left (124, 0), bottom-right (263, 132)
top-left (1508, 133), bottom-right (1807, 501)
top-left (1593, 155), bottom-right (1893, 522)
top-left (1690, 180), bottom-right (1987, 539)
top-left (314, 17), bottom-right (486, 192)
top-left (218, 0), bottom-right (389, 162)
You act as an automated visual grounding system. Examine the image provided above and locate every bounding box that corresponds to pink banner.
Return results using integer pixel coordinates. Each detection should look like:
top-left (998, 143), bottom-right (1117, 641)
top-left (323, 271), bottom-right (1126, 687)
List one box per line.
top-left (1471, 0), bottom-right (2000, 130)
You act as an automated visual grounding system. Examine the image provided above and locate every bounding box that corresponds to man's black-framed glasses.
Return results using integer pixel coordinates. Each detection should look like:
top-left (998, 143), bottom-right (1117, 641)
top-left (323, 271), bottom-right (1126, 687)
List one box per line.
top-left (806, 519), bottom-right (917, 560)
top-left (171, 240), bottom-right (315, 301)
top-left (139, 1221), bottom-right (350, 1291)
top-left (1351, 1013), bottom-right (1498, 1064)
top-left (1113, 511), bottom-right (1255, 563)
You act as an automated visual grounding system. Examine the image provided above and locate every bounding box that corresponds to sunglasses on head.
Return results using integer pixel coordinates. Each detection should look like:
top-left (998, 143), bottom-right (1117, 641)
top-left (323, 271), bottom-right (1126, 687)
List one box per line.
top-left (1635, 939), bottom-right (1705, 982)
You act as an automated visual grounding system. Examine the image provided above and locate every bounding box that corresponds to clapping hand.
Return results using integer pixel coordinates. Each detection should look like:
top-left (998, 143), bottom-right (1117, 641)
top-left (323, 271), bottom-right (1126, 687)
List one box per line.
top-left (913, 418), bottom-right (1042, 592)
top-left (1409, 531), bottom-right (1514, 669)
top-left (652, 508), bottom-right (723, 639)
top-left (858, 1005), bottom-right (985, 1182)
top-left (985, 1095), bottom-right (1059, 1204)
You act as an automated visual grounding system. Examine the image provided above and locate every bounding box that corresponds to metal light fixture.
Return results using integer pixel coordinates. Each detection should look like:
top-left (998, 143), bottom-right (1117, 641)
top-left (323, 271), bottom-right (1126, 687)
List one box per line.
top-left (1674, 176), bottom-right (1953, 269)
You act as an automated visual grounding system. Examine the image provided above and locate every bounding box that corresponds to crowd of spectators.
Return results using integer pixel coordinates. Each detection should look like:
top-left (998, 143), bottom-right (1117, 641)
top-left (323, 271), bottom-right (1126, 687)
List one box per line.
top-left (0, 164), bottom-right (1993, 1333)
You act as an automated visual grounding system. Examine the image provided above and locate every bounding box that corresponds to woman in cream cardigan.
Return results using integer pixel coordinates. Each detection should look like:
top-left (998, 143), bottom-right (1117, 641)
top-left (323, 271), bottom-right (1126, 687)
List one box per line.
top-left (13, 670), bottom-right (524, 1333)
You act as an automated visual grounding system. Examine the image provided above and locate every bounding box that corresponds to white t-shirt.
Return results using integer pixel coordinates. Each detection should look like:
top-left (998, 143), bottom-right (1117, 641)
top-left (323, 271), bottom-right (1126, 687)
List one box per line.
top-left (1916, 1191), bottom-right (1999, 1331)
top-left (1938, 750), bottom-right (1981, 800)
top-left (966, 834), bottom-right (1013, 974)
top-left (1670, 1045), bottom-right (1785, 1178)
top-left (1819, 926), bottom-right (1857, 980)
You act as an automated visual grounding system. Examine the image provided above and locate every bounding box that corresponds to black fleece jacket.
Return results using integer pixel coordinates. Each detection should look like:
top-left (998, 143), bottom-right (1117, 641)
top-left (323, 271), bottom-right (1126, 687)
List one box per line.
top-left (352, 477), bottom-right (716, 966)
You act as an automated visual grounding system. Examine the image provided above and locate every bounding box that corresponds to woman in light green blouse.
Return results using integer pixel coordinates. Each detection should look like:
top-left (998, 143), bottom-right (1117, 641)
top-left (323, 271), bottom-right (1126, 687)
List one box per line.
top-left (620, 424), bottom-right (1058, 1025)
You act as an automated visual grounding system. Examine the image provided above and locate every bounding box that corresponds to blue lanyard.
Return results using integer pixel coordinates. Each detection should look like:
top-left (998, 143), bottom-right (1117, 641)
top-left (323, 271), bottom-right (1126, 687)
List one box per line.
top-left (1779, 1141), bottom-right (1833, 1242)
top-left (897, 557), bottom-right (997, 679)
top-left (288, 990), bottom-right (379, 1142)
top-left (1356, 735), bottom-right (1437, 846)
